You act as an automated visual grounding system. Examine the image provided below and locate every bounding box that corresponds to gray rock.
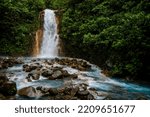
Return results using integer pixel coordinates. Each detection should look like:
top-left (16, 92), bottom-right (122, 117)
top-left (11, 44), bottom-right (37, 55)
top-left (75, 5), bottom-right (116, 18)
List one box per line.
top-left (69, 74), bottom-right (78, 79)
top-left (48, 88), bottom-right (58, 96)
top-left (23, 63), bottom-right (39, 72)
top-left (77, 90), bottom-right (89, 96)
top-left (41, 69), bottom-right (53, 77)
top-left (76, 90), bottom-right (89, 100)
top-left (18, 86), bottom-right (37, 97)
top-left (28, 73), bottom-right (40, 80)
top-left (71, 86), bottom-right (79, 96)
top-left (52, 70), bottom-right (63, 79)
top-left (62, 70), bottom-right (70, 77)
top-left (87, 94), bottom-right (94, 100)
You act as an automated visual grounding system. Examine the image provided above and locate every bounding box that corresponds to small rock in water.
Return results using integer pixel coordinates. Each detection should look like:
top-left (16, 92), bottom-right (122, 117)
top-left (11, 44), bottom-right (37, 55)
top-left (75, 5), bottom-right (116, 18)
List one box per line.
top-left (23, 63), bottom-right (39, 72)
top-left (28, 73), bottom-right (40, 80)
top-left (41, 69), bottom-right (53, 77)
top-left (52, 70), bottom-right (63, 79)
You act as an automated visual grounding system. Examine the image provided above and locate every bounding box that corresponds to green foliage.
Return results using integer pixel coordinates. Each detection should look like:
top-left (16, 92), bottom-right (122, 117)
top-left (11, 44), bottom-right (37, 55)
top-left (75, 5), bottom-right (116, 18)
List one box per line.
top-left (50, 0), bottom-right (69, 9)
top-left (60, 0), bottom-right (150, 81)
top-left (0, 0), bottom-right (46, 55)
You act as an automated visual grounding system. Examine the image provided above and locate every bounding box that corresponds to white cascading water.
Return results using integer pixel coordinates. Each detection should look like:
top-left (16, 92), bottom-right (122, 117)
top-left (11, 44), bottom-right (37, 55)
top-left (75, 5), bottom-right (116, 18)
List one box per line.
top-left (40, 9), bottom-right (59, 57)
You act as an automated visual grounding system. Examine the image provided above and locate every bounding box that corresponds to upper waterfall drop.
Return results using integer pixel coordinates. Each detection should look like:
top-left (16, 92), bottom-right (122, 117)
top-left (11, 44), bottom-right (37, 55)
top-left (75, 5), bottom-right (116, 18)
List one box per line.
top-left (40, 9), bottom-right (59, 57)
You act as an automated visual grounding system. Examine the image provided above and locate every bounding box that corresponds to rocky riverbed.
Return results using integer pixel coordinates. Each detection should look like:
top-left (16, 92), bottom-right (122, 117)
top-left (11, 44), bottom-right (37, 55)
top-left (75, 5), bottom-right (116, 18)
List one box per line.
top-left (0, 57), bottom-right (150, 100)
top-left (0, 57), bottom-right (96, 100)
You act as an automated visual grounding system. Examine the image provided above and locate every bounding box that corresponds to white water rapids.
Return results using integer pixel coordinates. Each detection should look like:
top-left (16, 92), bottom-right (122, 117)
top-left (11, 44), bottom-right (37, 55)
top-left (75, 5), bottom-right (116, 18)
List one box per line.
top-left (40, 9), bottom-right (59, 57)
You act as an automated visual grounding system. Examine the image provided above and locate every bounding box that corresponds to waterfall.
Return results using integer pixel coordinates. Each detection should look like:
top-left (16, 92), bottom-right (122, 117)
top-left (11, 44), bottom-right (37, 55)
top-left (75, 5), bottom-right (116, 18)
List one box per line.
top-left (40, 9), bottom-right (59, 57)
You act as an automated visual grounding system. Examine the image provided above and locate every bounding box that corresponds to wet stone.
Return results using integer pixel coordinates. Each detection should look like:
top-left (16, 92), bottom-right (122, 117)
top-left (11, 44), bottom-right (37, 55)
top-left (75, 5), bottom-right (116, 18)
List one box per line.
top-left (41, 69), bottom-right (53, 77)
top-left (71, 86), bottom-right (79, 96)
top-left (63, 95), bottom-right (72, 100)
top-left (0, 81), bottom-right (17, 96)
top-left (76, 90), bottom-right (90, 99)
top-left (18, 86), bottom-right (37, 97)
top-left (36, 86), bottom-right (42, 91)
top-left (41, 87), bottom-right (49, 94)
top-left (64, 87), bottom-right (72, 95)
top-left (87, 94), bottom-right (94, 100)
top-left (52, 70), bottom-right (63, 79)
top-left (77, 90), bottom-right (89, 96)
top-left (48, 88), bottom-right (58, 96)
top-left (27, 72), bottom-right (42, 81)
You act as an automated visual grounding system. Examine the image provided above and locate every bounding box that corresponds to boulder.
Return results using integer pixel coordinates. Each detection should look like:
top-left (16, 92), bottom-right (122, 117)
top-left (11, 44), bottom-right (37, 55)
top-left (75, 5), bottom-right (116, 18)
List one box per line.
top-left (51, 70), bottom-right (63, 79)
top-left (87, 94), bottom-right (94, 100)
top-left (0, 81), bottom-right (17, 96)
top-left (23, 64), bottom-right (32, 72)
top-left (23, 63), bottom-right (39, 72)
top-left (77, 90), bottom-right (89, 96)
top-left (28, 73), bottom-right (40, 80)
top-left (18, 86), bottom-right (37, 97)
top-left (63, 95), bottom-right (72, 100)
top-left (26, 76), bottom-right (32, 82)
top-left (40, 87), bottom-right (50, 94)
top-left (48, 88), bottom-right (58, 96)
top-left (36, 86), bottom-right (42, 90)
top-left (62, 70), bottom-right (70, 77)
top-left (32, 74), bottom-right (40, 80)
top-left (79, 83), bottom-right (88, 91)
top-left (41, 69), bottom-right (53, 77)
top-left (76, 90), bottom-right (89, 100)
top-left (71, 86), bottom-right (79, 96)
top-left (0, 58), bottom-right (22, 70)
top-left (69, 74), bottom-right (78, 79)
top-left (64, 86), bottom-right (72, 95)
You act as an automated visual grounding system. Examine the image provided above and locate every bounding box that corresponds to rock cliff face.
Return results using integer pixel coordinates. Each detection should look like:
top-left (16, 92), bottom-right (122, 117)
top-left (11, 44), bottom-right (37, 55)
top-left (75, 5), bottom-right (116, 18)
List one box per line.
top-left (32, 29), bottom-right (43, 56)
top-left (32, 10), bottom-right (44, 56)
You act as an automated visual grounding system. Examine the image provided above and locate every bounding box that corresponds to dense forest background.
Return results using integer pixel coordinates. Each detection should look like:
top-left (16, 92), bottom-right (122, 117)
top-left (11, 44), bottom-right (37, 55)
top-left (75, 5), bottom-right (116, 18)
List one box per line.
top-left (0, 0), bottom-right (150, 81)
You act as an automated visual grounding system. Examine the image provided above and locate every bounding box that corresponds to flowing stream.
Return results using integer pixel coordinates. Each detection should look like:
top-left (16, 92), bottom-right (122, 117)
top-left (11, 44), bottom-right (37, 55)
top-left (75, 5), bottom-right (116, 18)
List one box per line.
top-left (4, 57), bottom-right (150, 100)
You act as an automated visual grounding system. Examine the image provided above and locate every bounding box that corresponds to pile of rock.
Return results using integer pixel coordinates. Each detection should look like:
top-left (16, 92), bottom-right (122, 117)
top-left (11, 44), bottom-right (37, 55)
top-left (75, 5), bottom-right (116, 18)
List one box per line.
top-left (23, 61), bottom-right (78, 82)
top-left (18, 83), bottom-right (94, 100)
top-left (0, 57), bottom-right (95, 100)
top-left (0, 57), bottom-right (23, 69)
top-left (54, 58), bottom-right (91, 71)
